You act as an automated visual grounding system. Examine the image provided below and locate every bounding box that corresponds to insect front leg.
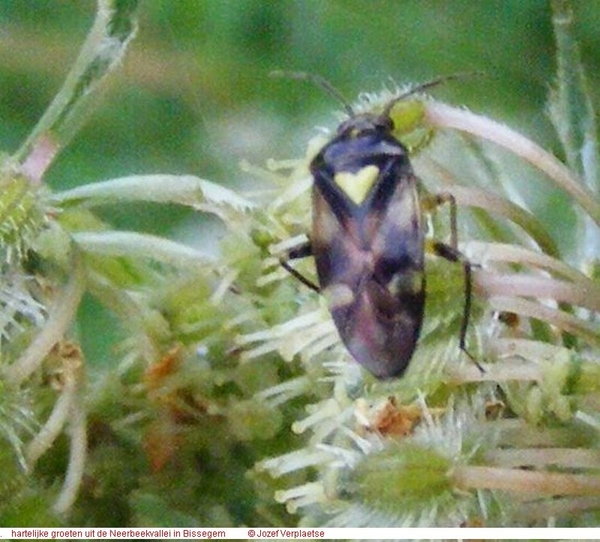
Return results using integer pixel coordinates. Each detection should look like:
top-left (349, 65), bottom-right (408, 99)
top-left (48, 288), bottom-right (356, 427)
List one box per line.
top-left (279, 241), bottom-right (320, 293)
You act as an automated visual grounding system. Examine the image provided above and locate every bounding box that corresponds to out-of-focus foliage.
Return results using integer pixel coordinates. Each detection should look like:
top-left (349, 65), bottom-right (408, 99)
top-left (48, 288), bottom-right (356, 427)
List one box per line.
top-left (3, 2), bottom-right (599, 190)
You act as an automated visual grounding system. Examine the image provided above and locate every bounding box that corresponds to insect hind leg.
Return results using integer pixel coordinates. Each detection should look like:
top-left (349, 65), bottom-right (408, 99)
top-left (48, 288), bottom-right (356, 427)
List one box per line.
top-left (279, 241), bottom-right (320, 293)
top-left (431, 240), bottom-right (483, 373)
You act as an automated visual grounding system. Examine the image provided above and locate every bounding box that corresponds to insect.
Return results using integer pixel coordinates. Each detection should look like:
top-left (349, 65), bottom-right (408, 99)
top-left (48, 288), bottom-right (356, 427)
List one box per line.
top-left (276, 72), bottom-right (474, 379)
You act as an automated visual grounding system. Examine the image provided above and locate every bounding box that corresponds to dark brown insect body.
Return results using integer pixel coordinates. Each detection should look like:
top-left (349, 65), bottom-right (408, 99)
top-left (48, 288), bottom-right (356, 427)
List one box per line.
top-left (278, 73), bottom-right (474, 380)
top-left (309, 114), bottom-right (425, 378)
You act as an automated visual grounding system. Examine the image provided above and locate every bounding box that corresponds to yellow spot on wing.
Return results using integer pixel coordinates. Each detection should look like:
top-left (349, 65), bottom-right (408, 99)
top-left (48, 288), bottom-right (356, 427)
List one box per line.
top-left (334, 165), bottom-right (379, 204)
top-left (388, 270), bottom-right (424, 295)
top-left (324, 283), bottom-right (354, 309)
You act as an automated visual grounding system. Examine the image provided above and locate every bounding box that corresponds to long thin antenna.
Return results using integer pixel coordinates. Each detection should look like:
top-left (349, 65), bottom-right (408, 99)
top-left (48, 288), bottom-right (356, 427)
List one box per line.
top-left (382, 71), bottom-right (484, 117)
top-left (270, 70), bottom-right (355, 117)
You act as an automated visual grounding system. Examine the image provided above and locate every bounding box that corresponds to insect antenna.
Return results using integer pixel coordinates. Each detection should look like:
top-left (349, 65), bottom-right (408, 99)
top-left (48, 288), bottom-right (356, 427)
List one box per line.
top-left (270, 70), bottom-right (355, 117)
top-left (381, 71), bottom-right (484, 118)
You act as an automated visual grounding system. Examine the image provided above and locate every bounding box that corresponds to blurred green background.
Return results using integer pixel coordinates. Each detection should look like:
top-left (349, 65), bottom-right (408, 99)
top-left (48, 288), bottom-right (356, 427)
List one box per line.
top-left (1, 0), bottom-right (599, 364)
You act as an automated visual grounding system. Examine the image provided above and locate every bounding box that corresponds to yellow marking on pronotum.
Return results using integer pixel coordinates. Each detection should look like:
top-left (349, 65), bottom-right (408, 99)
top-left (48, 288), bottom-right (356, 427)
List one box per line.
top-left (334, 165), bottom-right (379, 205)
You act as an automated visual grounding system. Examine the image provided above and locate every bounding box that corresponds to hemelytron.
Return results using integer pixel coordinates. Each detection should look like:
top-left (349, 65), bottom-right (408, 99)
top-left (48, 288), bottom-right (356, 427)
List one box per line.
top-left (277, 72), bottom-right (474, 379)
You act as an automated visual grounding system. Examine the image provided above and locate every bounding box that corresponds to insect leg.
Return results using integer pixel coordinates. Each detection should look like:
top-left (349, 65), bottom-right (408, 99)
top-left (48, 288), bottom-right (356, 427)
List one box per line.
top-left (431, 241), bottom-right (471, 349)
top-left (431, 241), bottom-right (483, 372)
top-left (423, 190), bottom-right (480, 368)
top-left (279, 241), bottom-right (320, 293)
top-left (429, 192), bottom-right (472, 355)
top-left (424, 190), bottom-right (472, 342)
top-left (422, 191), bottom-right (459, 249)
